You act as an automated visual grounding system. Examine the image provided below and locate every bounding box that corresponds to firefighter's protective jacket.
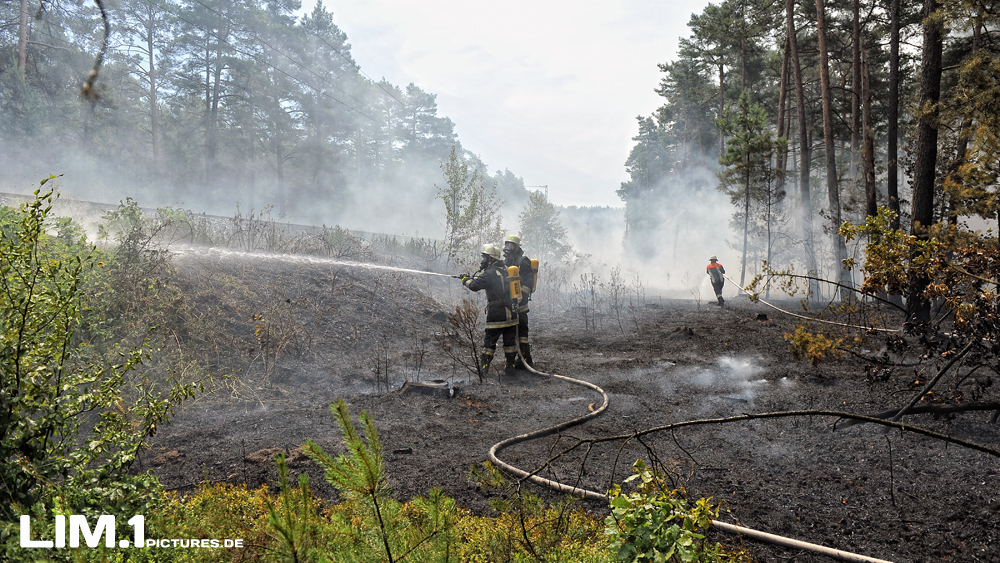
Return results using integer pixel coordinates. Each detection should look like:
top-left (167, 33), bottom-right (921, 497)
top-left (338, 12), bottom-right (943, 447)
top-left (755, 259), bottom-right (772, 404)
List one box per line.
top-left (706, 261), bottom-right (726, 284)
top-left (504, 248), bottom-right (535, 313)
top-left (464, 261), bottom-right (518, 329)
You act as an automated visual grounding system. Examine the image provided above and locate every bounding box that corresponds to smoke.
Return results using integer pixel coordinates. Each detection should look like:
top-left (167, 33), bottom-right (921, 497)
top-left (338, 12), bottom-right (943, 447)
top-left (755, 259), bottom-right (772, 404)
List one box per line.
top-left (671, 355), bottom-right (769, 405)
top-left (618, 166), bottom-right (742, 298)
top-left (559, 205), bottom-right (626, 263)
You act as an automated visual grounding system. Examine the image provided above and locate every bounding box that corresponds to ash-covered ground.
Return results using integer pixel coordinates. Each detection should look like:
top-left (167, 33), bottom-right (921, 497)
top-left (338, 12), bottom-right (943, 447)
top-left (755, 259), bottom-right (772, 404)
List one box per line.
top-left (147, 252), bottom-right (1000, 563)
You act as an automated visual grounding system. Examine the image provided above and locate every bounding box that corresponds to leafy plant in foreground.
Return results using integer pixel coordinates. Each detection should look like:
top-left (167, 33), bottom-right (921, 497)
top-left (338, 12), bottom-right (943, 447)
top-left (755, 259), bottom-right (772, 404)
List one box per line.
top-left (0, 185), bottom-right (195, 558)
top-left (267, 453), bottom-right (321, 563)
top-left (605, 460), bottom-right (748, 563)
top-left (303, 399), bottom-right (458, 562)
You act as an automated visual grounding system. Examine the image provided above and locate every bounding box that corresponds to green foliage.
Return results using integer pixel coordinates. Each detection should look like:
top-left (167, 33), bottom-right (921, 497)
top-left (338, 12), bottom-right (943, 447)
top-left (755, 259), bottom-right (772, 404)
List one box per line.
top-left (838, 209), bottom-right (928, 297)
top-left (519, 190), bottom-right (574, 265)
top-left (605, 461), bottom-right (748, 563)
top-left (463, 462), bottom-right (612, 563)
top-left (784, 324), bottom-right (844, 366)
top-left (303, 399), bottom-right (459, 562)
top-left (716, 91), bottom-right (784, 266)
top-left (140, 465), bottom-right (610, 563)
top-left (436, 146), bottom-right (505, 269)
top-left (95, 198), bottom-right (173, 324)
top-left (840, 207), bottom-right (999, 347)
top-left (148, 483), bottom-right (272, 563)
top-left (267, 454), bottom-right (320, 563)
top-left (305, 400), bottom-right (389, 503)
top-left (0, 186), bottom-right (194, 558)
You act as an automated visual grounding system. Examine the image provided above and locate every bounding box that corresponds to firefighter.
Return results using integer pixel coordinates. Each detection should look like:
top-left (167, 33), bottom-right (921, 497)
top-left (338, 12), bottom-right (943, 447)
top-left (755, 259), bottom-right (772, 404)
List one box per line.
top-left (503, 234), bottom-right (536, 368)
top-left (706, 255), bottom-right (725, 306)
top-left (460, 244), bottom-right (519, 375)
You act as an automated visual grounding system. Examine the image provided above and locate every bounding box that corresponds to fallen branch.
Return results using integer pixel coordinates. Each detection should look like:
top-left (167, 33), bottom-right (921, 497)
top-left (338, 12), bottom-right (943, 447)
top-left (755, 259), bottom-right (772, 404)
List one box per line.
top-left (834, 401), bottom-right (1000, 430)
top-left (755, 271), bottom-right (909, 314)
top-left (889, 339), bottom-right (976, 422)
top-left (531, 410), bottom-right (1000, 487)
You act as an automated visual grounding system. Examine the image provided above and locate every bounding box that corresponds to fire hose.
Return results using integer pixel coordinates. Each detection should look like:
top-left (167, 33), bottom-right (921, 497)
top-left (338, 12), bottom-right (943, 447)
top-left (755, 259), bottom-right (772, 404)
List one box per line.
top-left (721, 273), bottom-right (899, 333)
top-left (484, 329), bottom-right (895, 563)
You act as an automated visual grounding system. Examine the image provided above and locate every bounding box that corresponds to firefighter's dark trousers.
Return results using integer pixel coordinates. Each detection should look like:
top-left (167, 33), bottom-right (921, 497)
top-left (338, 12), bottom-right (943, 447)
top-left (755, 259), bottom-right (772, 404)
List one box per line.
top-left (482, 325), bottom-right (518, 369)
top-left (712, 281), bottom-right (724, 298)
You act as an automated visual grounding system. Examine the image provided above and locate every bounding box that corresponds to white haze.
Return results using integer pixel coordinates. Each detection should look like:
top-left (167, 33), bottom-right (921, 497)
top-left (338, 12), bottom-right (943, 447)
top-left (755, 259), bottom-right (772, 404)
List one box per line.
top-left (0, 0), bottom-right (756, 297)
top-left (327, 0), bottom-right (713, 208)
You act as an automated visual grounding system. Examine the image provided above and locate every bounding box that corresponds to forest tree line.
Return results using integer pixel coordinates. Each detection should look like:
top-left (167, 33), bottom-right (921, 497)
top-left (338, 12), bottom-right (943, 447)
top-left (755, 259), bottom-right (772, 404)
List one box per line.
top-left (0, 0), bottom-right (532, 234)
top-left (620, 0), bottom-right (1000, 309)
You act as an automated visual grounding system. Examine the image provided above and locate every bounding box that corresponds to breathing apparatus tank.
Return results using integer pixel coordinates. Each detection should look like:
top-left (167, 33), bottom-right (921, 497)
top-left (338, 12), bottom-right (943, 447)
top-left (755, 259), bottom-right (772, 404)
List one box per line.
top-left (530, 259), bottom-right (539, 290)
top-left (506, 265), bottom-right (522, 303)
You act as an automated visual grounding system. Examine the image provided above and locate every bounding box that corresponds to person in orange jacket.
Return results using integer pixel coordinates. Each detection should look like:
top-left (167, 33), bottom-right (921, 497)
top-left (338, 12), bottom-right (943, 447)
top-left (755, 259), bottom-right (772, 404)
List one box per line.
top-left (706, 255), bottom-right (725, 306)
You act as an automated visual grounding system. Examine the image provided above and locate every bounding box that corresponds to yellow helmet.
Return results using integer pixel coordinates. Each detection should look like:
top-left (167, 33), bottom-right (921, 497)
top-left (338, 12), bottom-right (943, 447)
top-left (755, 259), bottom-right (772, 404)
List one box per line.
top-left (481, 244), bottom-right (501, 260)
top-left (709, 255), bottom-right (718, 261)
top-left (505, 234), bottom-right (521, 246)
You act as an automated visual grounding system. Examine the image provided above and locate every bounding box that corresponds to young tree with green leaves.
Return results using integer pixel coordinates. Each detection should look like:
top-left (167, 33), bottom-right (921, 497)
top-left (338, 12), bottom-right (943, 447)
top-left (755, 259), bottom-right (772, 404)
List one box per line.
top-left (0, 186), bottom-right (195, 555)
top-left (303, 399), bottom-right (459, 563)
top-left (436, 146), bottom-right (504, 268)
top-left (717, 91), bottom-right (782, 289)
top-left (519, 190), bottom-right (573, 266)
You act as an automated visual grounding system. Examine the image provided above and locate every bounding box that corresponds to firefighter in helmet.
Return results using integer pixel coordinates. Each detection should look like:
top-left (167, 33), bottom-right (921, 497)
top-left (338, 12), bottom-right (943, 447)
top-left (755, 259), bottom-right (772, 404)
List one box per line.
top-left (459, 244), bottom-right (519, 375)
top-left (503, 234), bottom-right (536, 368)
top-left (706, 255), bottom-right (725, 306)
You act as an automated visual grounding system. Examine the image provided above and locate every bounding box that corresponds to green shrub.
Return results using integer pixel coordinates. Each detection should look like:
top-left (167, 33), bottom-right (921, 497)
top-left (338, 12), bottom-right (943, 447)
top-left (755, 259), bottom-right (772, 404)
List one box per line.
top-left (605, 460), bottom-right (749, 563)
top-left (461, 461), bottom-right (611, 563)
top-left (0, 185), bottom-right (194, 560)
top-left (302, 399), bottom-right (461, 562)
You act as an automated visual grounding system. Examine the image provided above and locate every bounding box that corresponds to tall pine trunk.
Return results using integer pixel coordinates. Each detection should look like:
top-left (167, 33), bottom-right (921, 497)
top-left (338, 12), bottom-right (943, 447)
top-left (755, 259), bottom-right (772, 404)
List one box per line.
top-left (862, 46), bottom-right (877, 218)
top-left (207, 28), bottom-right (227, 184)
top-left (816, 0), bottom-right (852, 300)
top-left (887, 0), bottom-right (901, 230)
top-left (776, 38), bottom-right (790, 204)
top-left (719, 64), bottom-right (726, 159)
top-left (146, 19), bottom-right (160, 171)
top-left (908, 0), bottom-right (944, 323)
top-left (276, 135), bottom-right (286, 217)
top-left (786, 0), bottom-right (820, 298)
top-left (18, 0), bottom-right (27, 79)
top-left (850, 0), bottom-right (861, 181)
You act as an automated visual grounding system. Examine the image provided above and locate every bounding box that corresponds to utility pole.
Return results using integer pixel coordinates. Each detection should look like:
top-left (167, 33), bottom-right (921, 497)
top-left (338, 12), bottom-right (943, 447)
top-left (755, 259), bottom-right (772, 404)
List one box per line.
top-left (525, 185), bottom-right (549, 200)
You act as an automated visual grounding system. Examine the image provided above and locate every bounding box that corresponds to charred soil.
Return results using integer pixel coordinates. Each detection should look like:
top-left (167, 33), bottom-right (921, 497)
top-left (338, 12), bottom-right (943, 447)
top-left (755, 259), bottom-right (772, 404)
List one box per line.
top-left (148, 254), bottom-right (1000, 563)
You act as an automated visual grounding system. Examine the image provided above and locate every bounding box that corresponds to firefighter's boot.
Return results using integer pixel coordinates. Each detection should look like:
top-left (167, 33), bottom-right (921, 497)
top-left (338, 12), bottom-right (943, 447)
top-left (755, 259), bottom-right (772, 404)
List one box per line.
top-left (504, 353), bottom-right (517, 376)
top-left (479, 353), bottom-right (493, 374)
top-left (717, 295), bottom-right (725, 306)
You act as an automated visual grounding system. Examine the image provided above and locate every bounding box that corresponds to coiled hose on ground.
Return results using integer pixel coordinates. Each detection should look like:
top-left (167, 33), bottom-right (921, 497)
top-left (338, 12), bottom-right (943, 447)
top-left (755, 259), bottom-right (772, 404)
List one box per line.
top-left (486, 327), bottom-right (896, 563)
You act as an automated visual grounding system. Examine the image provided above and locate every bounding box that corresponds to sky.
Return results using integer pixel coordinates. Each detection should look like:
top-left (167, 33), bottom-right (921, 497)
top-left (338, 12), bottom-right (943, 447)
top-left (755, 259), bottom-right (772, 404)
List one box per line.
top-left (323, 0), bottom-right (711, 208)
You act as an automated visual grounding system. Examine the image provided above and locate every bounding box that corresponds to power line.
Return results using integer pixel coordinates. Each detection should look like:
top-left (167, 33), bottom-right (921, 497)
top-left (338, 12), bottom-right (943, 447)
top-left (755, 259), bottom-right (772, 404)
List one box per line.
top-left (136, 0), bottom-right (380, 122)
top-left (303, 27), bottom-right (407, 109)
top-left (145, 0), bottom-right (409, 113)
top-left (183, 0), bottom-right (383, 120)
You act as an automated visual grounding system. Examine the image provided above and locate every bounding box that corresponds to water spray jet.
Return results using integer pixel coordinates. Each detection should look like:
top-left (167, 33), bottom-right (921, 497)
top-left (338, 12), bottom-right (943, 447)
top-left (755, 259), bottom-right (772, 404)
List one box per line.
top-left (169, 245), bottom-right (457, 278)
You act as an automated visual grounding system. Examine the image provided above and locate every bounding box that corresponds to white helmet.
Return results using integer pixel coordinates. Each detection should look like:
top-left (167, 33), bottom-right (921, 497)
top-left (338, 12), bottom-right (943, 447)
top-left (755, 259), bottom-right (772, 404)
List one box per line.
top-left (481, 244), bottom-right (501, 260)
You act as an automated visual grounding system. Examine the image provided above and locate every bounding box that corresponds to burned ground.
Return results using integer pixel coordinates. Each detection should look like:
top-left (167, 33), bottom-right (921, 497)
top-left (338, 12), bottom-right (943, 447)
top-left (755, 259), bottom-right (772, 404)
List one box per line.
top-left (147, 252), bottom-right (1000, 563)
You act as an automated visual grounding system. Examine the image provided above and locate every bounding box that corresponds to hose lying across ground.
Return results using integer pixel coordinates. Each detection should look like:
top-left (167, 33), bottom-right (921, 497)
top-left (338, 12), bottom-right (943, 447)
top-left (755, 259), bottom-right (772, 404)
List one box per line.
top-left (721, 273), bottom-right (900, 333)
top-left (485, 329), bottom-right (895, 563)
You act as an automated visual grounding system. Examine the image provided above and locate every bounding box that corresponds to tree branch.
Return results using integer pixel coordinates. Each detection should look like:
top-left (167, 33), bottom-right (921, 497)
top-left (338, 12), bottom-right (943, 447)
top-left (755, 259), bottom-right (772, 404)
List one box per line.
top-left (26, 40), bottom-right (70, 51)
top-left (889, 339), bottom-right (977, 422)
